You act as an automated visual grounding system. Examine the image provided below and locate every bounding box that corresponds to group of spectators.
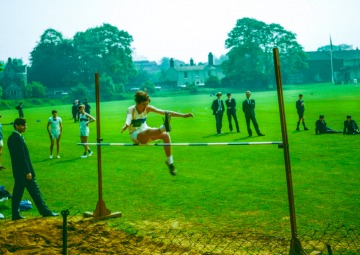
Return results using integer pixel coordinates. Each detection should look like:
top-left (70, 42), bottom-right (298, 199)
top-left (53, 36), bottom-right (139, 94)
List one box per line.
top-left (0, 99), bottom-right (95, 220)
top-left (211, 91), bottom-right (359, 136)
top-left (72, 99), bottom-right (91, 123)
top-left (211, 91), bottom-right (265, 137)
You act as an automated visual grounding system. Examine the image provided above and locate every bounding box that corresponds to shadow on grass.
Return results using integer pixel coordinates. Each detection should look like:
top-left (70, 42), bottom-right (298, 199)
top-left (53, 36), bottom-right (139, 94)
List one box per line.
top-left (202, 131), bottom-right (239, 138)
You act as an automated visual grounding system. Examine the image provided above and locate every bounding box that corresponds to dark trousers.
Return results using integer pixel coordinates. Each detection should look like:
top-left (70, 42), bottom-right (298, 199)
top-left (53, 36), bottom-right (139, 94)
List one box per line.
top-left (12, 177), bottom-right (50, 218)
top-left (227, 111), bottom-right (240, 132)
top-left (214, 111), bottom-right (223, 134)
top-left (245, 115), bottom-right (261, 136)
top-left (72, 113), bottom-right (77, 122)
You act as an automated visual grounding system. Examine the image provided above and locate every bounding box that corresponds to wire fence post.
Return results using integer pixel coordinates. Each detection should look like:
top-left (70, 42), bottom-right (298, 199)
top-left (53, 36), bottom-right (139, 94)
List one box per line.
top-left (61, 209), bottom-right (70, 255)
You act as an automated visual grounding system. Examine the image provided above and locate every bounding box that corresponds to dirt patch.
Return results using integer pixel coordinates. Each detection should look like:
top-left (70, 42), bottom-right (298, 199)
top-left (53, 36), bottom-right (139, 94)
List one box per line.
top-left (0, 217), bottom-right (200, 254)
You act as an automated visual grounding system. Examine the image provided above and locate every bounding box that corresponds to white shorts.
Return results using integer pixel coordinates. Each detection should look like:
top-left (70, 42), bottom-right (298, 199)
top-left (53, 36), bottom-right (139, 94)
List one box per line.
top-left (80, 128), bottom-right (89, 137)
top-left (129, 128), bottom-right (152, 144)
top-left (50, 132), bottom-right (61, 140)
top-left (0, 140), bottom-right (3, 147)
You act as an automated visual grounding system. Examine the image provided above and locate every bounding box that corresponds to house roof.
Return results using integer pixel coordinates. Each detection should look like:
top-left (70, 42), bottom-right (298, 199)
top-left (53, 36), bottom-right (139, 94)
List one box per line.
top-left (175, 65), bottom-right (217, 72)
top-left (306, 49), bottom-right (360, 61)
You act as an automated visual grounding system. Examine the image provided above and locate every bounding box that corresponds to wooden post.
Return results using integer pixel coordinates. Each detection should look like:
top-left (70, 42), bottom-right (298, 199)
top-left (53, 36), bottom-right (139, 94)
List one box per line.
top-left (84, 73), bottom-right (122, 219)
top-left (273, 48), bottom-right (303, 255)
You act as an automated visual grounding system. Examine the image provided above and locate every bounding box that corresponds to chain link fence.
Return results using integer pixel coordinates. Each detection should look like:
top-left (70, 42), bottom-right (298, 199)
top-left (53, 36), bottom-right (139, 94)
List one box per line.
top-left (59, 210), bottom-right (359, 255)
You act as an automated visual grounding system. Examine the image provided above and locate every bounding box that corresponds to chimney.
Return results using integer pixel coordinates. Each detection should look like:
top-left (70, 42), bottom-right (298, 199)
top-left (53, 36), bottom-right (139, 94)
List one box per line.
top-left (208, 52), bottom-right (214, 66)
top-left (170, 58), bottom-right (174, 68)
top-left (190, 58), bottom-right (194, 66)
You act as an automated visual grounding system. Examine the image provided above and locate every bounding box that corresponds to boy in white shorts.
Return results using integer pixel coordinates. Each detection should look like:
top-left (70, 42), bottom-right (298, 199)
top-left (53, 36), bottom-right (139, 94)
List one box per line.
top-left (79, 104), bottom-right (96, 158)
top-left (47, 110), bottom-right (63, 159)
top-left (121, 90), bottom-right (193, 176)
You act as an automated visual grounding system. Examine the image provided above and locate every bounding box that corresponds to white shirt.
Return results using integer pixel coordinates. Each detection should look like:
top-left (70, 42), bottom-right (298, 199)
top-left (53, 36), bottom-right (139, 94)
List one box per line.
top-left (48, 116), bottom-right (62, 134)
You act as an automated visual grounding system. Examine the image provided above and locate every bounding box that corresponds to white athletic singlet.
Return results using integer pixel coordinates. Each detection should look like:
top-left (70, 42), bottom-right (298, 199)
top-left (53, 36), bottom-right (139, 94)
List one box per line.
top-left (125, 106), bottom-right (150, 134)
top-left (48, 116), bottom-right (62, 135)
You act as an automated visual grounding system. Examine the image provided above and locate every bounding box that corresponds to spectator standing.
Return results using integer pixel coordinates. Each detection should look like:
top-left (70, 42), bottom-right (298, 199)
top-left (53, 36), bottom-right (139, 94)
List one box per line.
top-left (211, 92), bottom-right (225, 134)
top-left (225, 93), bottom-right (240, 133)
top-left (242, 91), bottom-right (265, 137)
top-left (7, 118), bottom-right (59, 220)
top-left (296, 94), bottom-right (309, 131)
top-left (15, 102), bottom-right (24, 118)
top-left (83, 99), bottom-right (91, 114)
top-left (72, 102), bottom-right (78, 123)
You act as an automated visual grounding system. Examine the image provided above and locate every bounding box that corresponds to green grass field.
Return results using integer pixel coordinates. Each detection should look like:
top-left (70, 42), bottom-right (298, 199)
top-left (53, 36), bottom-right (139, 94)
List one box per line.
top-left (0, 83), bottom-right (359, 236)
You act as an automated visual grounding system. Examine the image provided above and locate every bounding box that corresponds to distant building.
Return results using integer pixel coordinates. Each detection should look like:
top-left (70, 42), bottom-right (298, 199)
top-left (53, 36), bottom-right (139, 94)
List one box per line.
top-left (165, 52), bottom-right (225, 87)
top-left (133, 60), bottom-right (161, 74)
top-left (304, 49), bottom-right (360, 84)
top-left (0, 58), bottom-right (27, 99)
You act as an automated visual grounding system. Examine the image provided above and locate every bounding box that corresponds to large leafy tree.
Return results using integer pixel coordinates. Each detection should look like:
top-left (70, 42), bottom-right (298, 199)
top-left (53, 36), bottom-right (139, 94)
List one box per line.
top-left (28, 24), bottom-right (135, 100)
top-left (222, 18), bottom-right (307, 90)
top-left (28, 29), bottom-right (76, 88)
top-left (72, 23), bottom-right (135, 92)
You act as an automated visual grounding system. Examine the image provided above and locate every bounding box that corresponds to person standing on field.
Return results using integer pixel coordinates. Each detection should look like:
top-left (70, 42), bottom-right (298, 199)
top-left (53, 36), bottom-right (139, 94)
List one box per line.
top-left (72, 102), bottom-right (78, 123)
top-left (225, 93), bottom-right (240, 133)
top-left (47, 110), bottom-right (63, 159)
top-left (79, 104), bottom-right (96, 158)
top-left (121, 90), bottom-right (193, 176)
top-left (83, 99), bottom-right (91, 114)
top-left (242, 90), bottom-right (265, 137)
top-left (7, 118), bottom-right (59, 220)
top-left (296, 94), bottom-right (309, 131)
top-left (15, 102), bottom-right (24, 118)
top-left (211, 92), bottom-right (225, 134)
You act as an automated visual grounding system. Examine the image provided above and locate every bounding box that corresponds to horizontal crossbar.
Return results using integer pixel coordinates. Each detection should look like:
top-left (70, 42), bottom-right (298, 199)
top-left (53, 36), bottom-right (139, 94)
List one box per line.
top-left (78, 141), bottom-right (283, 147)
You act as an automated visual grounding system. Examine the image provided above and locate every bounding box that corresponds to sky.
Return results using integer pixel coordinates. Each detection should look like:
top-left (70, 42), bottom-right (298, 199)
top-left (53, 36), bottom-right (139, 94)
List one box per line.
top-left (1, 0), bottom-right (360, 65)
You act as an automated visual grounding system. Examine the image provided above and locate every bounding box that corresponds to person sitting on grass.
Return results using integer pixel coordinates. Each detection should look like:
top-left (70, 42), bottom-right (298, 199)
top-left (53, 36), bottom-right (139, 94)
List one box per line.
top-left (343, 115), bottom-right (359, 135)
top-left (315, 115), bottom-right (342, 134)
top-left (121, 90), bottom-right (193, 176)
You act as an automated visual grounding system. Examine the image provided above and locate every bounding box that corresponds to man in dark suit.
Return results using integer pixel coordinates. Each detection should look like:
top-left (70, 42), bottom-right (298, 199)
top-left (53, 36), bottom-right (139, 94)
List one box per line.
top-left (343, 115), bottom-right (359, 134)
top-left (225, 93), bottom-right (240, 133)
top-left (315, 115), bottom-right (341, 134)
top-left (7, 118), bottom-right (59, 220)
top-left (242, 90), bottom-right (264, 137)
top-left (211, 92), bottom-right (225, 134)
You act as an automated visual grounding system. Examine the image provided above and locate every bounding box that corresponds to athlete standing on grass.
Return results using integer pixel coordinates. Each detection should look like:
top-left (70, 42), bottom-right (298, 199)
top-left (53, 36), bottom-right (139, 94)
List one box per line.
top-left (47, 110), bottom-right (62, 159)
top-left (79, 104), bottom-right (96, 158)
top-left (121, 90), bottom-right (193, 176)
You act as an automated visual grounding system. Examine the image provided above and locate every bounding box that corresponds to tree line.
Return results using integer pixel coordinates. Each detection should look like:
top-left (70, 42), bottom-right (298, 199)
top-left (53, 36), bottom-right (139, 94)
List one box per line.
top-left (4, 18), bottom-right (309, 99)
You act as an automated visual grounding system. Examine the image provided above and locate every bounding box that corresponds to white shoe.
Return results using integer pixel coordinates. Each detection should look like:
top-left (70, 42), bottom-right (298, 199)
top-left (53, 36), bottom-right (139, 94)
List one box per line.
top-left (80, 154), bottom-right (87, 158)
top-left (88, 151), bottom-right (93, 157)
top-left (49, 155), bottom-right (53, 159)
top-left (56, 155), bottom-right (60, 159)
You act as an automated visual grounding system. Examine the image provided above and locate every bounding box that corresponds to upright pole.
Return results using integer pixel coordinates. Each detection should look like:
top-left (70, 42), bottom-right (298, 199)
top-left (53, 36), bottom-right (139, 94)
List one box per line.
top-left (273, 48), bottom-right (303, 255)
top-left (330, 35), bottom-right (335, 84)
top-left (84, 73), bottom-right (122, 219)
